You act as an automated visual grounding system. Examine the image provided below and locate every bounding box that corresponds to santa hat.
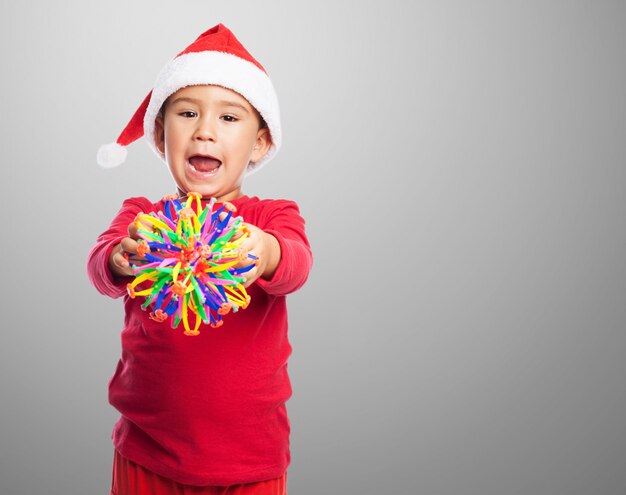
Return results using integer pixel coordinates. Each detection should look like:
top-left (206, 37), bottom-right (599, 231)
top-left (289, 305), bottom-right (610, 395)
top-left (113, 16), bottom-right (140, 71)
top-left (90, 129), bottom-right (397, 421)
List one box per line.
top-left (97, 23), bottom-right (281, 175)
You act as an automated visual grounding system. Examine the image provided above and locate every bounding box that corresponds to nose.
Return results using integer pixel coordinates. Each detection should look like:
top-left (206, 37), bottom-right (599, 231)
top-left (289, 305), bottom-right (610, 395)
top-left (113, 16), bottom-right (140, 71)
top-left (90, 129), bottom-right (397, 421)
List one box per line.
top-left (193, 116), bottom-right (216, 141)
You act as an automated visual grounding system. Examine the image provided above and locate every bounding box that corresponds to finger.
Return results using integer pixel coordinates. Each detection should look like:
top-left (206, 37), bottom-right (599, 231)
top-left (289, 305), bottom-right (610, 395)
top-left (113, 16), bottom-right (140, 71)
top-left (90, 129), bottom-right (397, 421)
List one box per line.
top-left (238, 252), bottom-right (261, 285)
top-left (242, 266), bottom-right (258, 288)
top-left (234, 245), bottom-right (257, 269)
top-left (238, 234), bottom-right (254, 253)
top-left (120, 237), bottom-right (139, 255)
top-left (111, 250), bottom-right (135, 277)
top-left (231, 222), bottom-right (250, 242)
top-left (128, 221), bottom-right (150, 239)
top-left (113, 251), bottom-right (130, 269)
top-left (128, 217), bottom-right (155, 239)
top-left (128, 222), bottom-right (139, 239)
top-left (242, 256), bottom-right (262, 287)
top-left (230, 229), bottom-right (243, 242)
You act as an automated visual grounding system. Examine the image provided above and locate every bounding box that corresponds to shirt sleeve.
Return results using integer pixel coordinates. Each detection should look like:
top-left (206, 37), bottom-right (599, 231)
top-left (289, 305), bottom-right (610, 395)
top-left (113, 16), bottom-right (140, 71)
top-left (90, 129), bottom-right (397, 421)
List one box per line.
top-left (254, 200), bottom-right (313, 297)
top-left (86, 197), bottom-right (156, 299)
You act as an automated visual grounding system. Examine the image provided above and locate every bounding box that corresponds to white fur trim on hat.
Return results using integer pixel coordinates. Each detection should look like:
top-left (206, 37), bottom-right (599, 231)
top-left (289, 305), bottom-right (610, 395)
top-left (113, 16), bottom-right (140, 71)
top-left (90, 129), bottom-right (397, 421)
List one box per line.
top-left (144, 51), bottom-right (281, 175)
top-left (97, 142), bottom-right (127, 168)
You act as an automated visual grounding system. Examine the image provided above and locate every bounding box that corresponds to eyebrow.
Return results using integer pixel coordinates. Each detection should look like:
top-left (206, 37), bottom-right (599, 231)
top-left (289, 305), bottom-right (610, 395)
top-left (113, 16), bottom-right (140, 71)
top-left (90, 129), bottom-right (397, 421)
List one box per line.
top-left (217, 99), bottom-right (251, 114)
top-left (169, 97), bottom-right (250, 114)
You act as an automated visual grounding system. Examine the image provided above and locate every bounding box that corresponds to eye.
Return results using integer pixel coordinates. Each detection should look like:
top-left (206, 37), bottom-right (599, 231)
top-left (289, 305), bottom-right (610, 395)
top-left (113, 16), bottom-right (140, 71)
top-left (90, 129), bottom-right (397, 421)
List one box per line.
top-left (179, 111), bottom-right (197, 118)
top-left (221, 114), bottom-right (238, 122)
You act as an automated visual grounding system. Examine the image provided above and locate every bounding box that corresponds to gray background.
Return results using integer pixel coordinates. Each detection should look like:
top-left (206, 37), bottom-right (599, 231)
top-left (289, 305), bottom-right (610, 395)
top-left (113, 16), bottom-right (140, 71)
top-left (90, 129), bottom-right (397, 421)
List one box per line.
top-left (1, 1), bottom-right (625, 494)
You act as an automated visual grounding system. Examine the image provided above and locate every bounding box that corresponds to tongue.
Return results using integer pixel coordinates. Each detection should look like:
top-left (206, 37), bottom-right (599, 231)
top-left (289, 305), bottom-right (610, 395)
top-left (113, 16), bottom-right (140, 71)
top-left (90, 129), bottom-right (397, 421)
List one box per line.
top-left (189, 156), bottom-right (221, 172)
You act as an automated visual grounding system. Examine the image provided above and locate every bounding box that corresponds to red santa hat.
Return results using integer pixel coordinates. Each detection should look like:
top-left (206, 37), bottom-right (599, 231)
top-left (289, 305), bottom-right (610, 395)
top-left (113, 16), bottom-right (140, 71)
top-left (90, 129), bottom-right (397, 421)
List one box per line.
top-left (97, 24), bottom-right (281, 175)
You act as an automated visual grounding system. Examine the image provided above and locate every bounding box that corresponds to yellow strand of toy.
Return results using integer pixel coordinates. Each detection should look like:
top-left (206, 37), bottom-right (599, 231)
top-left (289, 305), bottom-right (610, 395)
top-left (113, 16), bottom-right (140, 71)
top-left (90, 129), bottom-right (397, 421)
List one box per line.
top-left (128, 271), bottom-right (158, 290)
top-left (137, 214), bottom-right (171, 233)
top-left (181, 294), bottom-right (202, 336)
top-left (172, 261), bottom-right (182, 282)
top-left (205, 260), bottom-right (240, 272)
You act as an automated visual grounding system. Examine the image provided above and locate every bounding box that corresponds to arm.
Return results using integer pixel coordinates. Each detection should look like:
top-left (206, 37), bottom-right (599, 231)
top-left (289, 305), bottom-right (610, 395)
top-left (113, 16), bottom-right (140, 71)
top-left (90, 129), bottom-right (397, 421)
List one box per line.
top-left (242, 200), bottom-right (313, 296)
top-left (86, 197), bottom-right (156, 298)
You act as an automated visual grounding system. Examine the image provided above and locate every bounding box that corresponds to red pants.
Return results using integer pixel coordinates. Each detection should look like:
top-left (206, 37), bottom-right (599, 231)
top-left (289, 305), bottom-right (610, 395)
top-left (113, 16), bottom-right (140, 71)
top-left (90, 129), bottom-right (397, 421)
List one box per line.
top-left (111, 450), bottom-right (288, 495)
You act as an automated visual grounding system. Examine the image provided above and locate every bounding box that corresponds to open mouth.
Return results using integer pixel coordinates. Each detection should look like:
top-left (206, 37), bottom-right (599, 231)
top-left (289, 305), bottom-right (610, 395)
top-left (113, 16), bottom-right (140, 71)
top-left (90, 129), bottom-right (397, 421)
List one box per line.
top-left (188, 155), bottom-right (222, 174)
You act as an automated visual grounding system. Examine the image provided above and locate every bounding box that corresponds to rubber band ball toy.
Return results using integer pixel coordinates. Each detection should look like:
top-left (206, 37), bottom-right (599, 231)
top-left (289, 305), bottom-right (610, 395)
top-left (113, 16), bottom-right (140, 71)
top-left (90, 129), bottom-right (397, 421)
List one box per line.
top-left (126, 192), bottom-right (257, 336)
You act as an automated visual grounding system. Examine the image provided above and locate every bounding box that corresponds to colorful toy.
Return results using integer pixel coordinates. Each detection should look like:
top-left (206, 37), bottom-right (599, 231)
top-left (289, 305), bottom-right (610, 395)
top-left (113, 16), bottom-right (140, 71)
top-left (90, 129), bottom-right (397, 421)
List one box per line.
top-left (126, 192), bottom-right (256, 336)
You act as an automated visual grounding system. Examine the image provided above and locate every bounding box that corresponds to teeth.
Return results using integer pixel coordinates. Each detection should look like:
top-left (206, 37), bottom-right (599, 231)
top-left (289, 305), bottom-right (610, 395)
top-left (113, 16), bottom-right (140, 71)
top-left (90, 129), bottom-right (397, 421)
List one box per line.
top-left (188, 161), bottom-right (220, 174)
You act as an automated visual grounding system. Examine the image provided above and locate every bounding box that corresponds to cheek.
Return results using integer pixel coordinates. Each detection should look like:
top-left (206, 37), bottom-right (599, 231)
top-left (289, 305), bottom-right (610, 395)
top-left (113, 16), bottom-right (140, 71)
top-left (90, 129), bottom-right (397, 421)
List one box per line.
top-left (163, 122), bottom-right (187, 150)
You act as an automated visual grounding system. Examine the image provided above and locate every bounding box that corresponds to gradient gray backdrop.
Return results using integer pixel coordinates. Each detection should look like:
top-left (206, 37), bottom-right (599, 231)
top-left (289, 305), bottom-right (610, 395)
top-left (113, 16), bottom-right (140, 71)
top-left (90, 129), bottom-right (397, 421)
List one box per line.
top-left (1, 1), bottom-right (625, 494)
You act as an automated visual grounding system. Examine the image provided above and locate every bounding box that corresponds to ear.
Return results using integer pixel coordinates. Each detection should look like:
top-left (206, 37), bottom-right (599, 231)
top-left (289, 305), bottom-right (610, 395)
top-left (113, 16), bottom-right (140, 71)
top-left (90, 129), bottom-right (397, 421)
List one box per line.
top-left (250, 127), bottom-right (272, 163)
top-left (154, 115), bottom-right (166, 157)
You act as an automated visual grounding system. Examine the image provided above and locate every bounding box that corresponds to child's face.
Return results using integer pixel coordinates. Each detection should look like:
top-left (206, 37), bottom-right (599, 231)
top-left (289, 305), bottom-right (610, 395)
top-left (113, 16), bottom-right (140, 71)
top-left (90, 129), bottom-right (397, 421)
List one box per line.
top-left (154, 85), bottom-right (271, 202)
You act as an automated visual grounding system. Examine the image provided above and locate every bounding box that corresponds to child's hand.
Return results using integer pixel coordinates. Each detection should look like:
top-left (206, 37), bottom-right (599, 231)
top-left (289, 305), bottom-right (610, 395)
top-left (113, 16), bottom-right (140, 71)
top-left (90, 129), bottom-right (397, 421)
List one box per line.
top-left (235, 223), bottom-right (281, 288)
top-left (108, 219), bottom-right (151, 278)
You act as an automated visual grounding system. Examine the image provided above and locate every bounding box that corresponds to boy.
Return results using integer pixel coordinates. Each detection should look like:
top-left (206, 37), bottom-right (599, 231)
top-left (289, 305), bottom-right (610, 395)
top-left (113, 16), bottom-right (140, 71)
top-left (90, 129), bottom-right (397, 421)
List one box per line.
top-left (87, 24), bottom-right (312, 494)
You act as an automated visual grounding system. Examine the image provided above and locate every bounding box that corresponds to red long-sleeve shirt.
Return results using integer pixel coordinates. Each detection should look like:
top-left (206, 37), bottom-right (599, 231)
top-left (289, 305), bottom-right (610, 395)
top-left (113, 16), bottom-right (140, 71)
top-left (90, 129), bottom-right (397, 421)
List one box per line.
top-left (86, 195), bottom-right (312, 486)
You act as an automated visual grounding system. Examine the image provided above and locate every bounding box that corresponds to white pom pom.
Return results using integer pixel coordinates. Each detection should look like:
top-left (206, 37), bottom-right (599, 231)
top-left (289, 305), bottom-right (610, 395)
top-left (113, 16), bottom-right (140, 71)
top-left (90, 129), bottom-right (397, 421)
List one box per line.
top-left (97, 142), bottom-right (127, 168)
